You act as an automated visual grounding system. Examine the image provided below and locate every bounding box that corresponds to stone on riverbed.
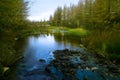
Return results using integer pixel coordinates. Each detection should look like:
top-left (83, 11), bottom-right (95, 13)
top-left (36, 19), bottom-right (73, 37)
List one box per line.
top-left (51, 49), bottom-right (120, 80)
top-left (39, 59), bottom-right (46, 63)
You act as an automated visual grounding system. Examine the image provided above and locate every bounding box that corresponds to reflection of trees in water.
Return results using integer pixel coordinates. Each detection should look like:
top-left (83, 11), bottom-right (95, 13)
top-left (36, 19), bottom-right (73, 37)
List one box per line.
top-left (31, 32), bottom-right (50, 38)
top-left (54, 33), bottom-right (82, 47)
top-left (54, 33), bottom-right (67, 48)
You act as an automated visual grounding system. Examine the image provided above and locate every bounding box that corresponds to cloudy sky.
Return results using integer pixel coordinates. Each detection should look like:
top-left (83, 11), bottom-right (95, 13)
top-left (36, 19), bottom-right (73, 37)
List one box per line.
top-left (25, 0), bottom-right (79, 21)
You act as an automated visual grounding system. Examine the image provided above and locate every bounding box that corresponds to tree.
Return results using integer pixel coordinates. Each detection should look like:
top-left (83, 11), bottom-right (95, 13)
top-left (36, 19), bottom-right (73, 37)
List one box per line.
top-left (49, 15), bottom-right (53, 26)
top-left (68, 4), bottom-right (76, 27)
top-left (61, 5), bottom-right (68, 27)
top-left (0, 0), bottom-right (28, 32)
top-left (75, 0), bottom-right (85, 27)
top-left (50, 0), bottom-right (120, 30)
top-left (53, 7), bottom-right (62, 26)
top-left (110, 0), bottom-right (120, 26)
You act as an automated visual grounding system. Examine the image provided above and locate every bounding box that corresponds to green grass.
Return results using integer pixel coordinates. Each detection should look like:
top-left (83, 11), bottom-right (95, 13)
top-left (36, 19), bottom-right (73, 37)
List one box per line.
top-left (46, 26), bottom-right (70, 33)
top-left (67, 28), bottom-right (88, 37)
top-left (47, 26), bottom-right (89, 36)
top-left (20, 26), bottom-right (120, 62)
top-left (83, 30), bottom-right (120, 61)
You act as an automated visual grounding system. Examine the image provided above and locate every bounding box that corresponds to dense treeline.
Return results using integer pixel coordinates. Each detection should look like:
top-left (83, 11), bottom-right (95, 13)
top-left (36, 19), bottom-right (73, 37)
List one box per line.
top-left (50, 0), bottom-right (120, 62)
top-left (0, 0), bottom-right (28, 33)
top-left (50, 0), bottom-right (120, 30)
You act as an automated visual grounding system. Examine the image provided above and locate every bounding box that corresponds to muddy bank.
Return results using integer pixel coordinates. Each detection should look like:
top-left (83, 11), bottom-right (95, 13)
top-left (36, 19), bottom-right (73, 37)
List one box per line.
top-left (51, 49), bottom-right (120, 80)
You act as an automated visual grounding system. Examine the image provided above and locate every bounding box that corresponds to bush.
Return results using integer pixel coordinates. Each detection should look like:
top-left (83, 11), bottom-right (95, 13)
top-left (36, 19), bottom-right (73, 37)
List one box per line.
top-left (83, 30), bottom-right (120, 60)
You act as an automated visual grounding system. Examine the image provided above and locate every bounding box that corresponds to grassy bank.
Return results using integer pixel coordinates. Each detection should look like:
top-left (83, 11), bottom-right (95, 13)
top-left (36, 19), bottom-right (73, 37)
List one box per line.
top-left (26, 26), bottom-right (120, 62)
top-left (48, 26), bottom-right (120, 63)
top-left (66, 28), bottom-right (88, 37)
top-left (47, 26), bottom-right (88, 36)
top-left (83, 30), bottom-right (120, 62)
top-left (1, 25), bottom-right (119, 72)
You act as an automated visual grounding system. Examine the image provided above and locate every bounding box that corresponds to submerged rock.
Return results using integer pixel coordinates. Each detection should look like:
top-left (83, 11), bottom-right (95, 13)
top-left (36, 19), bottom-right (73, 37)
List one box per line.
top-left (39, 59), bottom-right (46, 63)
top-left (51, 49), bottom-right (120, 80)
top-left (45, 65), bottom-right (51, 73)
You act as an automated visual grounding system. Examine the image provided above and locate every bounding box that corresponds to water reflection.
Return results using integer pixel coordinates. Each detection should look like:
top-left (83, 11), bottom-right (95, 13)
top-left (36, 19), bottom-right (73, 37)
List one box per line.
top-left (22, 34), bottom-right (81, 71)
top-left (24, 34), bottom-right (81, 63)
top-left (16, 34), bottom-right (82, 80)
top-left (16, 34), bottom-right (120, 80)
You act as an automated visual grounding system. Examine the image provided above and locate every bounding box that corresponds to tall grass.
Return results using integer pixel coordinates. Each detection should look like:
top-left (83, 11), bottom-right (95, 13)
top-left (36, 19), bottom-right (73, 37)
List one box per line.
top-left (67, 28), bottom-right (88, 37)
top-left (83, 30), bottom-right (120, 61)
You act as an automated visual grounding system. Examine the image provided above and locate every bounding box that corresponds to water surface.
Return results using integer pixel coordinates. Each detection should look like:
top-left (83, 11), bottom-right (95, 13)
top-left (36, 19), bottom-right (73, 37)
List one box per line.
top-left (24, 34), bottom-right (81, 62)
top-left (16, 34), bottom-right (82, 80)
top-left (14, 33), bottom-right (120, 80)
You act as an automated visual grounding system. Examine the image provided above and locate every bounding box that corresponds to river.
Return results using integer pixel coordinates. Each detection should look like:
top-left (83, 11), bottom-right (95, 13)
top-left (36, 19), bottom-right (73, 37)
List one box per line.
top-left (2, 33), bottom-right (119, 80)
top-left (15, 33), bottom-right (83, 80)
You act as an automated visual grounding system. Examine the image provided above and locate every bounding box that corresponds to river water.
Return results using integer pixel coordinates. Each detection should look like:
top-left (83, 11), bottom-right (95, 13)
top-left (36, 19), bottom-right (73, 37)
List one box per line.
top-left (24, 34), bottom-right (81, 61)
top-left (15, 34), bottom-right (83, 80)
top-left (12, 33), bottom-right (119, 80)
top-left (24, 34), bottom-right (82, 66)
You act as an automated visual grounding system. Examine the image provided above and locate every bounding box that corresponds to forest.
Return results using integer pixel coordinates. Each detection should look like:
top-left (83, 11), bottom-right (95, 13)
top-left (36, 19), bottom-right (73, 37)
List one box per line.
top-left (0, 0), bottom-right (120, 80)
top-left (50, 0), bottom-right (120, 61)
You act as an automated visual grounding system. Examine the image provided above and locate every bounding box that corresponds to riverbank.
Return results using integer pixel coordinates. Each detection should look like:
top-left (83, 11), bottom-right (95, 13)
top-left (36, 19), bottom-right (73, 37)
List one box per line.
top-left (22, 26), bottom-right (120, 63)
top-left (0, 32), bottom-right (27, 79)
top-left (46, 26), bottom-right (120, 63)
top-left (0, 26), bottom-right (120, 80)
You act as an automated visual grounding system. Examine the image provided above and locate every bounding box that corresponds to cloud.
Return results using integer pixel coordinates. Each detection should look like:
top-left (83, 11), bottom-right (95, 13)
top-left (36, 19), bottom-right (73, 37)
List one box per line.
top-left (27, 11), bottom-right (54, 21)
top-left (26, 0), bottom-right (79, 21)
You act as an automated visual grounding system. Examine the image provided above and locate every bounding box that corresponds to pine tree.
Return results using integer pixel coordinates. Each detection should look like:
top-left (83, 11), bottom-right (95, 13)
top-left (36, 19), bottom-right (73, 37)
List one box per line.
top-left (0, 0), bottom-right (27, 32)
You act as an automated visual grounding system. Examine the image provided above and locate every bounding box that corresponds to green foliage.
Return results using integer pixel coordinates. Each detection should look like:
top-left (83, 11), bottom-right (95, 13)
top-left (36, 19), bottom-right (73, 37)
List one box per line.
top-left (50, 0), bottom-right (120, 30)
top-left (49, 0), bottom-right (120, 62)
top-left (0, 35), bottom-right (16, 66)
top-left (83, 30), bottom-right (120, 60)
top-left (106, 31), bottom-right (120, 54)
top-left (52, 7), bottom-right (62, 26)
top-left (0, 0), bottom-right (28, 32)
top-left (0, 0), bottom-right (28, 67)
top-left (67, 28), bottom-right (88, 37)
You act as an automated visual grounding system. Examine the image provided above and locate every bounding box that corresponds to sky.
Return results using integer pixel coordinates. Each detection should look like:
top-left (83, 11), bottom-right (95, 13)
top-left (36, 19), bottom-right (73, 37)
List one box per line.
top-left (25, 0), bottom-right (79, 21)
